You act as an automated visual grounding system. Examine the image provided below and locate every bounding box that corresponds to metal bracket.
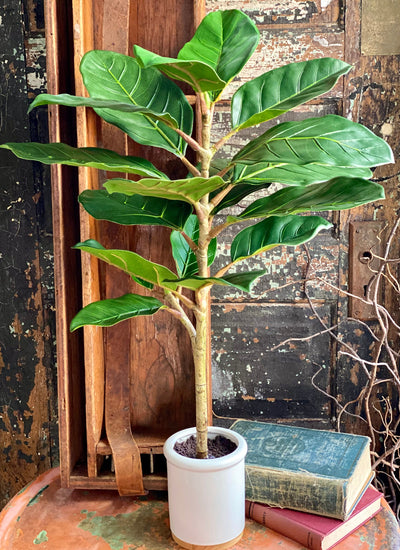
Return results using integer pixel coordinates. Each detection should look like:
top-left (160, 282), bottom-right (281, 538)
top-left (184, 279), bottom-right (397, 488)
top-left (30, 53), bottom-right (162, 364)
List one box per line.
top-left (348, 221), bottom-right (384, 320)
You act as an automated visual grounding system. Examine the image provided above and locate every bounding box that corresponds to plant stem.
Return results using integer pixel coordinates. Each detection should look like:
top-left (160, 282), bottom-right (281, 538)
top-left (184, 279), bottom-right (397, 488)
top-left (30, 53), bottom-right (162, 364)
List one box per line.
top-left (193, 284), bottom-right (210, 458)
top-left (192, 94), bottom-right (214, 458)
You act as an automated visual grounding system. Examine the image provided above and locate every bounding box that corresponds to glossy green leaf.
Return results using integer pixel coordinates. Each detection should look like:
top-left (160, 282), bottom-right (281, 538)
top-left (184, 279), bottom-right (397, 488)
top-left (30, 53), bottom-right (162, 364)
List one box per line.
top-left (79, 50), bottom-right (193, 156)
top-left (134, 10), bottom-right (259, 94)
top-left (134, 46), bottom-right (225, 94)
top-left (231, 162), bottom-right (373, 187)
top-left (0, 142), bottom-right (167, 178)
top-left (79, 190), bottom-right (191, 230)
top-left (233, 115), bottom-right (394, 168)
top-left (73, 240), bottom-right (180, 290)
top-left (170, 215), bottom-right (217, 278)
top-left (231, 58), bottom-right (351, 129)
top-left (28, 93), bottom-right (179, 127)
top-left (211, 163), bottom-right (372, 214)
top-left (164, 269), bottom-right (267, 292)
top-left (131, 276), bottom-right (154, 290)
top-left (230, 215), bottom-right (332, 262)
top-left (232, 177), bottom-right (385, 220)
top-left (70, 293), bottom-right (164, 331)
top-left (104, 175), bottom-right (225, 205)
top-left (179, 10), bottom-right (259, 86)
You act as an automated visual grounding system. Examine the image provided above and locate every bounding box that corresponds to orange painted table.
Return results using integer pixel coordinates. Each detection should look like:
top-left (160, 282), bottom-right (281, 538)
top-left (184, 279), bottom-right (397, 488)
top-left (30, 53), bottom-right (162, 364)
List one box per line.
top-left (1, 468), bottom-right (399, 549)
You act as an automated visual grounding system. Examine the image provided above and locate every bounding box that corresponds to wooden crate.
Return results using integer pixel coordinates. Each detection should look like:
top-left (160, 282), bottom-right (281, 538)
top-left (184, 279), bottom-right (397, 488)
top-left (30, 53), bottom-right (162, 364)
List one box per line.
top-left (45, 0), bottom-right (210, 495)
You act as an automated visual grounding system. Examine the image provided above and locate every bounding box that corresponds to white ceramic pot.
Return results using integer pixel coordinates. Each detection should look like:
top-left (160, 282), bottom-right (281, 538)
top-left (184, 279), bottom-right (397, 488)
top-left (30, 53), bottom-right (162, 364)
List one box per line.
top-left (163, 426), bottom-right (248, 549)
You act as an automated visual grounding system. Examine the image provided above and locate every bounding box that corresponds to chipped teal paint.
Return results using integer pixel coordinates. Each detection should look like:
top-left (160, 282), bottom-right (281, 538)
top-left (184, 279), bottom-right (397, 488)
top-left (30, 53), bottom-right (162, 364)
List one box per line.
top-left (27, 485), bottom-right (50, 507)
top-left (359, 534), bottom-right (375, 549)
top-left (78, 503), bottom-right (169, 549)
top-left (33, 531), bottom-right (48, 544)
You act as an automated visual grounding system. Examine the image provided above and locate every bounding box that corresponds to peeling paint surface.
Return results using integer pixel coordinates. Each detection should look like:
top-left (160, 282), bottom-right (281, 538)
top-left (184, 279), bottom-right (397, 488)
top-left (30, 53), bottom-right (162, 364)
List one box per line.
top-left (1, 470), bottom-right (399, 548)
top-left (78, 506), bottom-right (170, 550)
top-left (212, 302), bottom-right (333, 420)
top-left (33, 530), bottom-right (48, 544)
top-left (0, 0), bottom-right (57, 508)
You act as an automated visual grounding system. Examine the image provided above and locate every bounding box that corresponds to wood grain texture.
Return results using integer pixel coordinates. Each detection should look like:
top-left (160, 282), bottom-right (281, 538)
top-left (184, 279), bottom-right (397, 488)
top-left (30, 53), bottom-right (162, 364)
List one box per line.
top-left (48, 0), bottom-right (202, 493)
top-left (44, 0), bottom-right (84, 488)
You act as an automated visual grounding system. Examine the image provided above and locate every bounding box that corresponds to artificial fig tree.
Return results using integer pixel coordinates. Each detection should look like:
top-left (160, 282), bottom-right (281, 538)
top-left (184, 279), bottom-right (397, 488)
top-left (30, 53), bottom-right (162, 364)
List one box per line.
top-left (2, 9), bottom-right (392, 459)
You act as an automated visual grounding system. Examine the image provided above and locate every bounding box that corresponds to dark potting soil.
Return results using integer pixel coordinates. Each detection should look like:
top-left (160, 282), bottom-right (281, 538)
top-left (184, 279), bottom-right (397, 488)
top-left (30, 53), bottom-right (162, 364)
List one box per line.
top-left (174, 435), bottom-right (237, 459)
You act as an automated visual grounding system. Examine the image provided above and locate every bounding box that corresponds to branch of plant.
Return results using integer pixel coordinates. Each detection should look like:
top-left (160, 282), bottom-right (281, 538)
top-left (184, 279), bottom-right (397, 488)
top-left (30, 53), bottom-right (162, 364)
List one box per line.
top-left (164, 292), bottom-right (196, 343)
top-left (180, 232), bottom-right (198, 253)
top-left (180, 154), bottom-right (201, 177)
top-left (211, 127), bottom-right (239, 155)
top-left (311, 363), bottom-right (367, 425)
top-left (208, 183), bottom-right (234, 211)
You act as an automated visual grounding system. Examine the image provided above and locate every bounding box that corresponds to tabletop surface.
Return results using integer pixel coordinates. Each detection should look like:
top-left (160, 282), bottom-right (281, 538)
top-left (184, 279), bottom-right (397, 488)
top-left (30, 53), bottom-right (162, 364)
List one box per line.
top-left (0, 468), bottom-right (399, 549)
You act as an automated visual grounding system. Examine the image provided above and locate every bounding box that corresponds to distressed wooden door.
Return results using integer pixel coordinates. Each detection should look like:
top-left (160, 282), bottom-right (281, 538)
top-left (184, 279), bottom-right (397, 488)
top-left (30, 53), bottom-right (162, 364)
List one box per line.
top-left (208, 0), bottom-right (400, 440)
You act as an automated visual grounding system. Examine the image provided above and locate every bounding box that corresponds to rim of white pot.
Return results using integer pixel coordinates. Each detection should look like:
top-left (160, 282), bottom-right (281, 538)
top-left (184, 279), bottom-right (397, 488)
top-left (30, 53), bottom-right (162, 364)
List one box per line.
top-left (163, 426), bottom-right (247, 472)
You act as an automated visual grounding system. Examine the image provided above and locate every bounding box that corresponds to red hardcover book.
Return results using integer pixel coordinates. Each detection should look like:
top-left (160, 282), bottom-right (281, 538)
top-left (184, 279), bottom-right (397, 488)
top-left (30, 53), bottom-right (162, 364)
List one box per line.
top-left (246, 486), bottom-right (382, 550)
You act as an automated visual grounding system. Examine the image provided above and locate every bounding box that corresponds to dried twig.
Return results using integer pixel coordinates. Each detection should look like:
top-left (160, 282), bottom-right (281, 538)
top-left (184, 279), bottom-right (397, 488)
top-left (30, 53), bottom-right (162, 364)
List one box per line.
top-left (275, 216), bottom-right (400, 518)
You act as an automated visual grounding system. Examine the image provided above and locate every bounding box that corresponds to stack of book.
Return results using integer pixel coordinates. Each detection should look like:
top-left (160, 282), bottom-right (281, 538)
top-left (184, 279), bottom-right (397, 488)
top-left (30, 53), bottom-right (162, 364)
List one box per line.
top-left (231, 420), bottom-right (382, 550)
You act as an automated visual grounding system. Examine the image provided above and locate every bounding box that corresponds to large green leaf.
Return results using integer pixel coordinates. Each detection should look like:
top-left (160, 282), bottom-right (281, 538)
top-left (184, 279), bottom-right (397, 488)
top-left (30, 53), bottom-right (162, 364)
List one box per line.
top-left (28, 93), bottom-right (179, 127)
top-left (211, 163), bottom-right (372, 214)
top-left (79, 50), bottom-right (193, 156)
top-left (0, 142), bottom-right (167, 178)
top-left (164, 269), bottom-right (267, 292)
top-left (230, 215), bottom-right (332, 262)
top-left (170, 215), bottom-right (217, 278)
top-left (179, 10), bottom-right (259, 86)
top-left (134, 46), bottom-right (225, 94)
top-left (79, 190), bottom-right (191, 230)
top-left (233, 115), bottom-right (394, 168)
top-left (70, 293), bottom-right (164, 331)
top-left (231, 162), bottom-right (372, 187)
top-left (232, 177), bottom-right (385, 220)
top-left (134, 10), bottom-right (259, 95)
top-left (231, 58), bottom-right (351, 130)
top-left (74, 240), bottom-right (180, 290)
top-left (104, 175), bottom-right (225, 205)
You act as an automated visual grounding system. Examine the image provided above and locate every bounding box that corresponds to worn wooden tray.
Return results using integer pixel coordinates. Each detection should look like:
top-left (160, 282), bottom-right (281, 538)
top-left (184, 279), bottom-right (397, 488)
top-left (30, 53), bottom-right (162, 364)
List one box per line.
top-left (45, 0), bottom-right (210, 495)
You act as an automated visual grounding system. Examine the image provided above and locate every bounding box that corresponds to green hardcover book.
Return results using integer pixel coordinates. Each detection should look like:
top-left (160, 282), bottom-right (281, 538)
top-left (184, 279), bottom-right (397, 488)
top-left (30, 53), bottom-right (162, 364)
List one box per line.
top-left (231, 420), bottom-right (372, 520)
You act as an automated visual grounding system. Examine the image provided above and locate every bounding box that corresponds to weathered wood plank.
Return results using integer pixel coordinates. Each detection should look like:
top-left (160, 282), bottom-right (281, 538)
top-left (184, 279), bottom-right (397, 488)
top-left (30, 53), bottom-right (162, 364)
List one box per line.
top-left (44, 0), bottom-right (84, 488)
top-left (207, 0), bottom-right (341, 26)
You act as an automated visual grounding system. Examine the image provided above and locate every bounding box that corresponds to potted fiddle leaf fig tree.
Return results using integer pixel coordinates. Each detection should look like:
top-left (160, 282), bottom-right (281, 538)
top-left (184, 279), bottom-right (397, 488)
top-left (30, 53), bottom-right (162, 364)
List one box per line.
top-left (2, 9), bottom-right (392, 549)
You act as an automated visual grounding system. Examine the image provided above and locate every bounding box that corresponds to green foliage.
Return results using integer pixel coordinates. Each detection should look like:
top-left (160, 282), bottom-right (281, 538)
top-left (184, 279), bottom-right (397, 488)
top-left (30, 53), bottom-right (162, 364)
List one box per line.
top-left (103, 176), bottom-right (225, 205)
top-left (231, 57), bottom-right (352, 129)
top-left (229, 177), bottom-right (386, 221)
top-left (170, 215), bottom-right (217, 278)
top-left (0, 142), bottom-right (167, 178)
top-left (230, 215), bottom-right (332, 263)
top-left (70, 294), bottom-right (165, 331)
top-left (233, 115), bottom-right (393, 167)
top-left (2, 7), bottom-right (393, 456)
top-left (78, 190), bottom-right (191, 230)
top-left (134, 9), bottom-right (259, 97)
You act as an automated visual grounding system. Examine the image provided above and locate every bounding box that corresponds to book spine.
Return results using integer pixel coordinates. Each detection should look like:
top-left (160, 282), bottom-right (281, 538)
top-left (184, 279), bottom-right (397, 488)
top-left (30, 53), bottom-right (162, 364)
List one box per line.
top-left (245, 466), bottom-right (344, 519)
top-left (245, 501), bottom-right (323, 550)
